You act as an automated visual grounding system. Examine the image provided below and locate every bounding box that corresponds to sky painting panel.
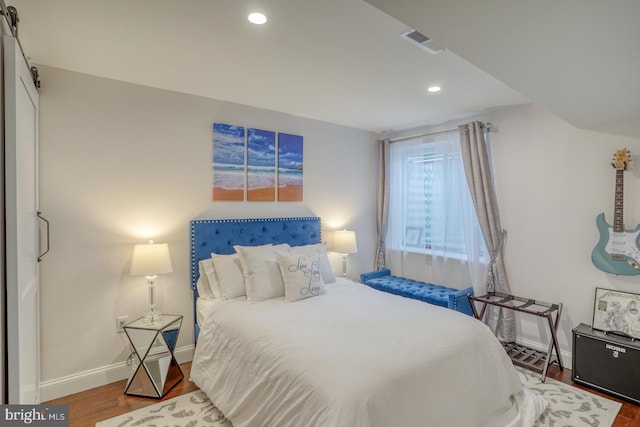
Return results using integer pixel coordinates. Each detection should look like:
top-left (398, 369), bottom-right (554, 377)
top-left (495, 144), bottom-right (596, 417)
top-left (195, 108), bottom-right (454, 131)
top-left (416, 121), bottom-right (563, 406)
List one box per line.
top-left (278, 133), bottom-right (303, 201)
top-left (247, 128), bottom-right (276, 201)
top-left (212, 123), bottom-right (245, 201)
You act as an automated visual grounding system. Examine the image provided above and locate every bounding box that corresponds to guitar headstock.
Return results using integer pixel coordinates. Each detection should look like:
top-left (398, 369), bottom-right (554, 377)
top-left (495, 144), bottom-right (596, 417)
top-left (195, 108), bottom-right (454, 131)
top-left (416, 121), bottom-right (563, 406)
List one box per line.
top-left (612, 148), bottom-right (631, 170)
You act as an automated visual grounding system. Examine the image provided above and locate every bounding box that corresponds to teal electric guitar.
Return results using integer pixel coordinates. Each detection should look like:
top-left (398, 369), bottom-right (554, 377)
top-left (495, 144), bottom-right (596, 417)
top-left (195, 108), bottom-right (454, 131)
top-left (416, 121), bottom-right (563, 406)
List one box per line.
top-left (592, 148), bottom-right (640, 275)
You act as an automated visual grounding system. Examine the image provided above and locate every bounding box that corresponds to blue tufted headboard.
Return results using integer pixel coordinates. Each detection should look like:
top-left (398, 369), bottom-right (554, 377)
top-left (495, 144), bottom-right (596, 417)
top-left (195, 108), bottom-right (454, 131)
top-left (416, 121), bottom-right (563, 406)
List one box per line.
top-left (189, 217), bottom-right (321, 340)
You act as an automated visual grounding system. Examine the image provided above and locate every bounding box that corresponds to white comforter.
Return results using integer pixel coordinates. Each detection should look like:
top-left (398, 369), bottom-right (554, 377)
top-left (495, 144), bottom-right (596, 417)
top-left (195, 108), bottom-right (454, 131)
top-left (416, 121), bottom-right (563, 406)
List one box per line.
top-left (191, 278), bottom-right (544, 427)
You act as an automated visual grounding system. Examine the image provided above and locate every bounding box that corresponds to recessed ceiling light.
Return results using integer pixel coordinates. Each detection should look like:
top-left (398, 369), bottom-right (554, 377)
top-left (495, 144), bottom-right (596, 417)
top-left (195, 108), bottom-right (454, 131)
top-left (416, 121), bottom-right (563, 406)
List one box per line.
top-left (427, 86), bottom-right (441, 93)
top-left (248, 12), bottom-right (267, 25)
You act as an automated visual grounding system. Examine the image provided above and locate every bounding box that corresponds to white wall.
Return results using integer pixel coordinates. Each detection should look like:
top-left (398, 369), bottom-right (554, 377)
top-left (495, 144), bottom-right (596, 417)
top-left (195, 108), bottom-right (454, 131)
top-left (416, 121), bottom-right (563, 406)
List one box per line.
top-left (37, 66), bottom-right (378, 400)
top-left (486, 104), bottom-right (640, 358)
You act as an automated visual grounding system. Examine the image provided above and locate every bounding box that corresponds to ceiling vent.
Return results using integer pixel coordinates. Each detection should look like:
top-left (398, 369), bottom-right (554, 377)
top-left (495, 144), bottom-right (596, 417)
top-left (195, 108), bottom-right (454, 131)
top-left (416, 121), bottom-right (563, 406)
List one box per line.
top-left (400, 29), bottom-right (444, 55)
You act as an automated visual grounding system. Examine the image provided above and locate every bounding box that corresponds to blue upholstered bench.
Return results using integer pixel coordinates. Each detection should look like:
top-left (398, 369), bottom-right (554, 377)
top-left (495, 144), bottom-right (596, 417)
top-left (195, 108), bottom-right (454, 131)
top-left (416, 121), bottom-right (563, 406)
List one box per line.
top-left (360, 269), bottom-right (474, 316)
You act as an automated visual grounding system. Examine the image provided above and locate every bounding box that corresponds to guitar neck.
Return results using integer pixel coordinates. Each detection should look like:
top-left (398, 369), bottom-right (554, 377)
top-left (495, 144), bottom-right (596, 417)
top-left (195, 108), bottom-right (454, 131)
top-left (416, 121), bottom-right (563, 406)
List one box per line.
top-left (614, 169), bottom-right (624, 232)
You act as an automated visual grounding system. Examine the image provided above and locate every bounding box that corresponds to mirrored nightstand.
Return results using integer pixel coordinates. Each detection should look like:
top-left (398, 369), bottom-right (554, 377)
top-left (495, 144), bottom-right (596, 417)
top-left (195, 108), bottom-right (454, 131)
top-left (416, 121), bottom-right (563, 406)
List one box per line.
top-left (123, 314), bottom-right (184, 398)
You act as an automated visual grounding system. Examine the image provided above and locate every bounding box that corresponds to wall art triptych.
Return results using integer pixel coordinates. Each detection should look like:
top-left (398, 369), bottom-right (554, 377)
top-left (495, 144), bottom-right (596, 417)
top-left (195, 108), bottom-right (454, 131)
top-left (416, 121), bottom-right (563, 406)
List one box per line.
top-left (212, 122), bottom-right (303, 202)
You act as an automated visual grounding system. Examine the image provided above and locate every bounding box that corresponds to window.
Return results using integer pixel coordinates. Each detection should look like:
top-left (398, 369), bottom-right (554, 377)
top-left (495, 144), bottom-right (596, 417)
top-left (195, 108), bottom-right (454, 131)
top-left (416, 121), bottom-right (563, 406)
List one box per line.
top-left (387, 131), bottom-right (485, 259)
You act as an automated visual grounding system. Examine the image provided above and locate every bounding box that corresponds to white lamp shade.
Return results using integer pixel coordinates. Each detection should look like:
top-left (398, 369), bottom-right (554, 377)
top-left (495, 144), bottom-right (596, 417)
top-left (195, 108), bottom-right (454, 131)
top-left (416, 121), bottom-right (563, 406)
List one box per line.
top-left (333, 230), bottom-right (358, 254)
top-left (130, 242), bottom-right (173, 276)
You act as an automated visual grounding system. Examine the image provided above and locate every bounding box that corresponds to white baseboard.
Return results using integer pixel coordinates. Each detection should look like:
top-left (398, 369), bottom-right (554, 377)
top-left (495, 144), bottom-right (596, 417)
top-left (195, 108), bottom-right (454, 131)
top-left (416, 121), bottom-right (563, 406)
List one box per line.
top-left (40, 345), bottom-right (194, 402)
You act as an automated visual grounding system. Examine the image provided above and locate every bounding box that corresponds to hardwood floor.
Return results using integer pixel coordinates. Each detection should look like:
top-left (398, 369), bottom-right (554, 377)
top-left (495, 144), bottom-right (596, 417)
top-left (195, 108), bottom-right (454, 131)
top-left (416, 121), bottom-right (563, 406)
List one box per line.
top-left (46, 362), bottom-right (639, 426)
top-left (45, 362), bottom-right (200, 427)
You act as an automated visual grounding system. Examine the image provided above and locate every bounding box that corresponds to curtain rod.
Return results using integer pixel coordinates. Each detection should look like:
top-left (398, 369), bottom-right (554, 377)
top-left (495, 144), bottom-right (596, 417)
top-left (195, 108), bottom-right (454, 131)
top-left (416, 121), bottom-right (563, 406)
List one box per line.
top-left (388, 121), bottom-right (494, 143)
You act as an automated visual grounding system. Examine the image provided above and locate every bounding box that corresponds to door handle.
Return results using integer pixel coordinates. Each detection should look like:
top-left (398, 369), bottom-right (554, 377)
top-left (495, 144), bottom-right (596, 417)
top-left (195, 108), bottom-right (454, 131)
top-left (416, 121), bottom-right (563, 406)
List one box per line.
top-left (37, 211), bottom-right (50, 262)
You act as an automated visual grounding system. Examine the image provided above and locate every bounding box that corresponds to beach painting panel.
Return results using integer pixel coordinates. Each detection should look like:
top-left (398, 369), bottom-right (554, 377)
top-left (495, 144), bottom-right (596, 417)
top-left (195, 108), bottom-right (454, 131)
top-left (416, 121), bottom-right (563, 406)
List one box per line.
top-left (212, 123), bottom-right (245, 201)
top-left (278, 133), bottom-right (303, 201)
top-left (247, 128), bottom-right (276, 201)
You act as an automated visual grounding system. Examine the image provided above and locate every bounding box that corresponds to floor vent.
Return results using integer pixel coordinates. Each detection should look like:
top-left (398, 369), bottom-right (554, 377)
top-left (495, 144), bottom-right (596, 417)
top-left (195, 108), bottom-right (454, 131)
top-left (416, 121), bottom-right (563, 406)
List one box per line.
top-left (400, 29), bottom-right (444, 55)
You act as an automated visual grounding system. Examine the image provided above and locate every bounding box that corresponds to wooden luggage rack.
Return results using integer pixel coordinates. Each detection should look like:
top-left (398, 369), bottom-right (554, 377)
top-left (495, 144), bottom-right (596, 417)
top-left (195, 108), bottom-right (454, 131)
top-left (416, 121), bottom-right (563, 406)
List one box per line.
top-left (469, 292), bottom-right (563, 382)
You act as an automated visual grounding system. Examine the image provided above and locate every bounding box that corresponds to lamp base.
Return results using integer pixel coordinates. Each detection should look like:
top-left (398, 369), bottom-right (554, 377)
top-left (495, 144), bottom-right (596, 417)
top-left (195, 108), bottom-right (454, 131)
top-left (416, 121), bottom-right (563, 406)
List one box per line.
top-left (341, 254), bottom-right (348, 278)
top-left (145, 276), bottom-right (162, 326)
top-left (144, 309), bottom-right (163, 327)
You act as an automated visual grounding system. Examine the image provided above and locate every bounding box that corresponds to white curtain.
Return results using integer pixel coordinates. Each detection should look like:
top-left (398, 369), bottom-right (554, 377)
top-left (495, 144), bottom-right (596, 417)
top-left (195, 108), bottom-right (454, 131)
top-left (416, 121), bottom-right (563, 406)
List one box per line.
top-left (426, 133), bottom-right (487, 294)
top-left (386, 137), bottom-right (425, 279)
top-left (386, 131), bottom-right (487, 293)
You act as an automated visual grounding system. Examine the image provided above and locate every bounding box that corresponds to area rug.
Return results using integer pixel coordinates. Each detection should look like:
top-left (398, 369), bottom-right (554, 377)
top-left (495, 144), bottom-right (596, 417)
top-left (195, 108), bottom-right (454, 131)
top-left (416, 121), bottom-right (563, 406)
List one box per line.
top-left (517, 367), bottom-right (621, 427)
top-left (96, 370), bottom-right (622, 427)
top-left (95, 389), bottom-right (230, 427)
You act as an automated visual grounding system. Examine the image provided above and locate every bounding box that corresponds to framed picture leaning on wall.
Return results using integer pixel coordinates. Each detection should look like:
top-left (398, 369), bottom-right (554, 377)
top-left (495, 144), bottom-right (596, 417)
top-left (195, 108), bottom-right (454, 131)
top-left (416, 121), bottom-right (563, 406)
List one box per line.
top-left (592, 287), bottom-right (640, 339)
top-left (405, 226), bottom-right (422, 248)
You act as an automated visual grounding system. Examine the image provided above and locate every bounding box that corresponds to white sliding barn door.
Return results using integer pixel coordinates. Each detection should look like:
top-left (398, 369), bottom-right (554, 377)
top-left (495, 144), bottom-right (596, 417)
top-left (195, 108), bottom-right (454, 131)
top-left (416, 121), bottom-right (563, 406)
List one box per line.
top-left (4, 35), bottom-right (40, 404)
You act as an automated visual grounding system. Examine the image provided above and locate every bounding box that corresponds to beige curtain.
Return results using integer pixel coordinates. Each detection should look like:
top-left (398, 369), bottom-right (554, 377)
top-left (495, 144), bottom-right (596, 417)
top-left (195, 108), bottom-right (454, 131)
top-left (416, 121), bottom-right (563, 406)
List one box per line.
top-left (459, 121), bottom-right (515, 342)
top-left (375, 139), bottom-right (390, 270)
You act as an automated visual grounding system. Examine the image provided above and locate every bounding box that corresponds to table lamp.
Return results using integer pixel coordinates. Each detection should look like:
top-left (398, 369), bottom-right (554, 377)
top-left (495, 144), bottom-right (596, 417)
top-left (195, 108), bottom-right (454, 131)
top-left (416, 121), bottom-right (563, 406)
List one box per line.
top-left (332, 229), bottom-right (358, 278)
top-left (130, 240), bottom-right (173, 326)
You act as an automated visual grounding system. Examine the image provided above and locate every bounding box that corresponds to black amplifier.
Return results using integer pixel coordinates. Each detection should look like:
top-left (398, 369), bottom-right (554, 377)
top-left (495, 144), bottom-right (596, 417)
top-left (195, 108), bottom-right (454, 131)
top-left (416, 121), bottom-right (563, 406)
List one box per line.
top-left (572, 323), bottom-right (640, 405)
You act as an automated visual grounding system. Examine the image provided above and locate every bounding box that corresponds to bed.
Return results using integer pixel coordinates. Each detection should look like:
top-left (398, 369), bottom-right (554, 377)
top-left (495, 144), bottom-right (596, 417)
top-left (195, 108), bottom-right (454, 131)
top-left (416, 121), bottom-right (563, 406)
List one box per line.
top-left (189, 217), bottom-right (545, 427)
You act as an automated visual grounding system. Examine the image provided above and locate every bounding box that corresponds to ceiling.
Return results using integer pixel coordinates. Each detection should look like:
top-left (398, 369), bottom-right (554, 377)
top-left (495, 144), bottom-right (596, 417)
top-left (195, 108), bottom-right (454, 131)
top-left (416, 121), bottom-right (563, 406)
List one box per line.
top-left (365, 0), bottom-right (640, 137)
top-left (10, 1), bottom-right (638, 137)
top-left (7, 0), bottom-right (530, 133)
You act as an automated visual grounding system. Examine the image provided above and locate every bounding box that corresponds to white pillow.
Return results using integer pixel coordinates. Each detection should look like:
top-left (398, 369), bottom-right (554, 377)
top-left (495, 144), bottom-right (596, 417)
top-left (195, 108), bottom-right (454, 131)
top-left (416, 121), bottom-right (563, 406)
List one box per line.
top-left (195, 276), bottom-right (211, 300)
top-left (234, 244), bottom-right (290, 303)
top-left (287, 244), bottom-right (336, 284)
top-left (197, 259), bottom-right (217, 299)
top-left (275, 251), bottom-right (326, 302)
top-left (211, 253), bottom-right (245, 300)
